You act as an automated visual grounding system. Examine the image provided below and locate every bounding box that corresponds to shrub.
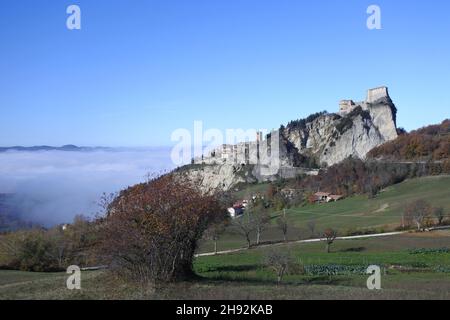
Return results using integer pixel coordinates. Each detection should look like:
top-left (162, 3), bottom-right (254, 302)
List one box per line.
top-left (0, 215), bottom-right (98, 272)
top-left (0, 229), bottom-right (61, 272)
top-left (99, 174), bottom-right (223, 284)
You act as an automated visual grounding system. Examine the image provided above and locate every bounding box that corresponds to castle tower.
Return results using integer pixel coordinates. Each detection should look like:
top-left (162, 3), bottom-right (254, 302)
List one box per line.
top-left (256, 131), bottom-right (263, 161)
top-left (339, 100), bottom-right (355, 114)
top-left (366, 86), bottom-right (389, 103)
top-left (256, 131), bottom-right (263, 142)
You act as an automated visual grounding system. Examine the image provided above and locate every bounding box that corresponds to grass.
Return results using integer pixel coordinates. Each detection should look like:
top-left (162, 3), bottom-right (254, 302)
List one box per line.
top-left (193, 231), bottom-right (450, 299)
top-left (287, 175), bottom-right (450, 230)
top-left (198, 175), bottom-right (450, 253)
top-left (196, 231), bottom-right (450, 276)
top-left (1, 231), bottom-right (449, 300)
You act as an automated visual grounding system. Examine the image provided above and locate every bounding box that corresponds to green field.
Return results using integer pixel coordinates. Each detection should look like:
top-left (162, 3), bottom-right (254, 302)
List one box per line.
top-left (199, 175), bottom-right (450, 253)
top-left (1, 231), bottom-right (449, 300)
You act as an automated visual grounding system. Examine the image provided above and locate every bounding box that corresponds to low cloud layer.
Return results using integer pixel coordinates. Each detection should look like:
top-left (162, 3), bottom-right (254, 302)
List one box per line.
top-left (0, 148), bottom-right (174, 226)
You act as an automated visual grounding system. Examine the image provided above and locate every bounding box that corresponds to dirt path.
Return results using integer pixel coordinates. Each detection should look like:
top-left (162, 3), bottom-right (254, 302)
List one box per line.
top-left (195, 231), bottom-right (407, 257)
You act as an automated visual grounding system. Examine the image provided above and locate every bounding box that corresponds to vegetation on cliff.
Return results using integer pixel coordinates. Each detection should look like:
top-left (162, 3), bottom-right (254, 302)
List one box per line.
top-left (368, 119), bottom-right (450, 161)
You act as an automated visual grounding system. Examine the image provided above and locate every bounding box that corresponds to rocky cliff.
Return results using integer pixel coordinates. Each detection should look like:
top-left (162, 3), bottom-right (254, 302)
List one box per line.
top-left (176, 87), bottom-right (398, 193)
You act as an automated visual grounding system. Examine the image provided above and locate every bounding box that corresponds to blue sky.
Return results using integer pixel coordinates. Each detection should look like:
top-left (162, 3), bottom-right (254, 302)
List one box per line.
top-left (0, 0), bottom-right (449, 147)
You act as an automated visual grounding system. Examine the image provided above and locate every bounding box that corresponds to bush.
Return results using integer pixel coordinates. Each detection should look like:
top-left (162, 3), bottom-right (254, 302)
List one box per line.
top-left (0, 229), bottom-right (62, 272)
top-left (0, 216), bottom-right (98, 272)
top-left (100, 174), bottom-right (223, 284)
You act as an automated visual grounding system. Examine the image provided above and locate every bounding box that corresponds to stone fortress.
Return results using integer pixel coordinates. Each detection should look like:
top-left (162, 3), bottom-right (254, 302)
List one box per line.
top-left (339, 86), bottom-right (390, 115)
top-left (197, 86), bottom-right (393, 166)
top-left (196, 132), bottom-right (265, 167)
top-left (185, 86), bottom-right (398, 192)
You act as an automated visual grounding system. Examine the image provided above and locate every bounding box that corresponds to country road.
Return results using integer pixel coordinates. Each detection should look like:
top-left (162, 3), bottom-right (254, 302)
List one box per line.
top-left (196, 226), bottom-right (450, 257)
top-left (195, 231), bottom-right (408, 257)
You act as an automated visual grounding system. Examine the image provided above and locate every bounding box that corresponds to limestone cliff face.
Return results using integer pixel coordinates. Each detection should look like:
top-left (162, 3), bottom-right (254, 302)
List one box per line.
top-left (175, 163), bottom-right (257, 194)
top-left (177, 87), bottom-right (398, 193)
top-left (282, 99), bottom-right (398, 166)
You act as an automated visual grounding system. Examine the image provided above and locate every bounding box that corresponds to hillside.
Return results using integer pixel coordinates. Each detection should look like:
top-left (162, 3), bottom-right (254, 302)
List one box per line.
top-left (199, 175), bottom-right (450, 253)
top-left (368, 119), bottom-right (450, 162)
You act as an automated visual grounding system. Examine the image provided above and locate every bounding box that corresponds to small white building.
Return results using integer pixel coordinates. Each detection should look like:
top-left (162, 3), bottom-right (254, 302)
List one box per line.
top-left (227, 207), bottom-right (244, 219)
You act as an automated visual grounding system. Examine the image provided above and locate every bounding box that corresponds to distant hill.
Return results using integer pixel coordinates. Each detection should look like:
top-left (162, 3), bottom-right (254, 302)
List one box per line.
top-left (0, 145), bottom-right (114, 153)
top-left (368, 119), bottom-right (450, 161)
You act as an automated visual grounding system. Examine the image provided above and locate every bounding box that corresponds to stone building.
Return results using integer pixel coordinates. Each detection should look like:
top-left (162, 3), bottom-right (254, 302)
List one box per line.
top-left (339, 86), bottom-right (390, 115)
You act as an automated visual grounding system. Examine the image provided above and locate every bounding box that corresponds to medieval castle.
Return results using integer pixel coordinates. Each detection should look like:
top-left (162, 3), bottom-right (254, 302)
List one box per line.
top-left (196, 86), bottom-right (392, 167)
top-left (339, 86), bottom-right (390, 115)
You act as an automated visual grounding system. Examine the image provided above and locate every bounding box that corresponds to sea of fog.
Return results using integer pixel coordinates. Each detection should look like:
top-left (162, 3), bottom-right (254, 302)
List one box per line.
top-left (0, 148), bottom-right (175, 226)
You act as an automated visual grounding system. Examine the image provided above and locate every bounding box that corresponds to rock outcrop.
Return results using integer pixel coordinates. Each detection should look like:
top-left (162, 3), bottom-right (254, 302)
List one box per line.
top-left (177, 87), bottom-right (398, 193)
top-left (284, 87), bottom-right (398, 166)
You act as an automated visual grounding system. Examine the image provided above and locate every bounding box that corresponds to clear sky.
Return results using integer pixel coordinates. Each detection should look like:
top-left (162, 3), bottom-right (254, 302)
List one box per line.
top-left (1, 0), bottom-right (449, 147)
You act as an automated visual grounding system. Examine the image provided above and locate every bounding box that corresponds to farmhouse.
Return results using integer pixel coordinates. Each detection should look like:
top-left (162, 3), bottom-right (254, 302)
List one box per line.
top-left (314, 192), bottom-right (331, 202)
top-left (227, 206), bottom-right (244, 218)
top-left (313, 192), bottom-right (344, 203)
top-left (227, 200), bottom-right (249, 218)
top-left (327, 194), bottom-right (343, 202)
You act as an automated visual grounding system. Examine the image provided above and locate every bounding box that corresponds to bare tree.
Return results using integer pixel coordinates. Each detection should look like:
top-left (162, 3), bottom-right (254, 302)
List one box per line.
top-left (46, 226), bottom-right (68, 269)
top-left (433, 207), bottom-right (445, 226)
top-left (404, 200), bottom-right (431, 231)
top-left (95, 192), bottom-right (116, 219)
top-left (248, 200), bottom-right (270, 245)
top-left (232, 213), bottom-right (256, 249)
top-left (203, 218), bottom-right (229, 255)
top-left (264, 250), bottom-right (293, 285)
top-left (323, 228), bottom-right (337, 253)
top-left (276, 209), bottom-right (289, 242)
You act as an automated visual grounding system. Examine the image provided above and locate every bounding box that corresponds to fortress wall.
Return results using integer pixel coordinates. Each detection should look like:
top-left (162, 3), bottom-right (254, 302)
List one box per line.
top-left (367, 87), bottom-right (389, 103)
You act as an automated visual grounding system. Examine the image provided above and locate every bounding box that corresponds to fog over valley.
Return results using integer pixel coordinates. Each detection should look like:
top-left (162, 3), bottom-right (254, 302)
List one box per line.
top-left (0, 147), bottom-right (174, 226)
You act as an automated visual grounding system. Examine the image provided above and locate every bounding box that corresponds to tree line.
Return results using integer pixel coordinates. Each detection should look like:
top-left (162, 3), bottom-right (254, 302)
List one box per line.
top-left (368, 119), bottom-right (450, 161)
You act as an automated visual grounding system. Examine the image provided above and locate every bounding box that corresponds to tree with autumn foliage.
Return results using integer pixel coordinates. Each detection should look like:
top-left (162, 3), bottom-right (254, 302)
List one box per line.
top-left (99, 174), bottom-right (223, 284)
